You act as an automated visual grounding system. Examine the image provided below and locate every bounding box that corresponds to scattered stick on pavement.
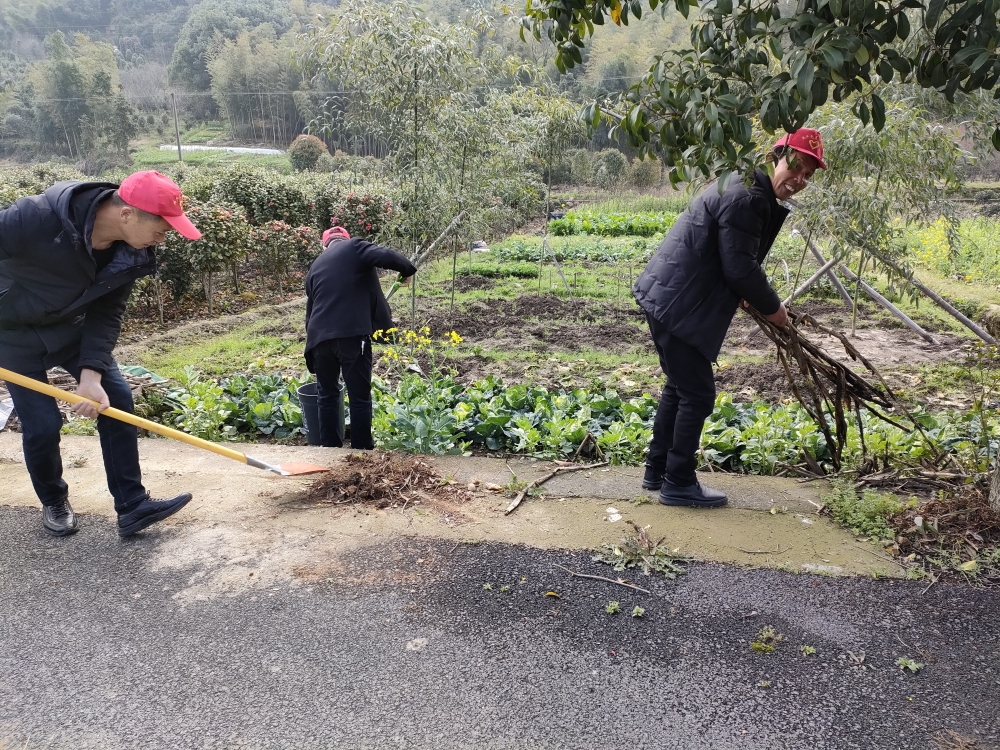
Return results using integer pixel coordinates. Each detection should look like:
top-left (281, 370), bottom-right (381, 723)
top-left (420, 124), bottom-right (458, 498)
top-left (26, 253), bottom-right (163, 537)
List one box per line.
top-left (553, 563), bottom-right (652, 594)
top-left (504, 461), bottom-right (609, 515)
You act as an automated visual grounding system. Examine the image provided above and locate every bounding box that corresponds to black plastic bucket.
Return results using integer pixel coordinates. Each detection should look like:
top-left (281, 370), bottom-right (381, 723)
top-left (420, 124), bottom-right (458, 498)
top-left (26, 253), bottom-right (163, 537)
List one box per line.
top-left (298, 382), bottom-right (345, 446)
top-left (297, 382), bottom-right (322, 446)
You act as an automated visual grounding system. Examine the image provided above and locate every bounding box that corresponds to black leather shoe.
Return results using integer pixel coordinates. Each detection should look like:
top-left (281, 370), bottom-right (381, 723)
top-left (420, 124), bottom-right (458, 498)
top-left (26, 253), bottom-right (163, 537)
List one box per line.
top-left (42, 499), bottom-right (79, 536)
top-left (658, 480), bottom-right (727, 508)
top-left (117, 493), bottom-right (193, 537)
top-left (642, 464), bottom-right (665, 491)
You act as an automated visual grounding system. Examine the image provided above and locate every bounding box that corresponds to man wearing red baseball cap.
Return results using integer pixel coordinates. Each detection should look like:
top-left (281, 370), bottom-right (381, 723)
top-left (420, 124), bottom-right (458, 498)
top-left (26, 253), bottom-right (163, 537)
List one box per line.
top-left (0, 170), bottom-right (201, 538)
top-left (633, 127), bottom-right (825, 507)
top-left (305, 226), bottom-right (416, 449)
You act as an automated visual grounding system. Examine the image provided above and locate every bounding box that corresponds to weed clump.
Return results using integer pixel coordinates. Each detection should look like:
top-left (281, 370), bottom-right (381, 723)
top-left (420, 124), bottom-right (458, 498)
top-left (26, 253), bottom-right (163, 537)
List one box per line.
top-left (824, 480), bottom-right (908, 540)
top-left (592, 520), bottom-right (689, 579)
top-left (750, 625), bottom-right (784, 654)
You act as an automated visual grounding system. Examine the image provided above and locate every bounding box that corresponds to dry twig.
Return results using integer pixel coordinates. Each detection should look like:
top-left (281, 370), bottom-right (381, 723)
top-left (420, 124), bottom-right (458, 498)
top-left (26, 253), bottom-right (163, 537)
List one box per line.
top-left (553, 563), bottom-right (652, 594)
top-left (505, 461), bottom-right (609, 515)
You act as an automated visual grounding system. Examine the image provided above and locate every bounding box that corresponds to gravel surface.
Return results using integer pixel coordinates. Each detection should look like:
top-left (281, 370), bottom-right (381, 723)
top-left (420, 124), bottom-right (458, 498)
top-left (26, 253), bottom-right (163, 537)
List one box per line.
top-left (1, 505), bottom-right (998, 750)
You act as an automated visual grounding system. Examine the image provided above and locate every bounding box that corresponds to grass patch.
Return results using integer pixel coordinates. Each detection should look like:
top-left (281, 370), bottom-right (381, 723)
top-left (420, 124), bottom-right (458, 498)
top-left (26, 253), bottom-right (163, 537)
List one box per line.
top-left (138, 323), bottom-right (305, 378)
top-left (589, 193), bottom-right (691, 214)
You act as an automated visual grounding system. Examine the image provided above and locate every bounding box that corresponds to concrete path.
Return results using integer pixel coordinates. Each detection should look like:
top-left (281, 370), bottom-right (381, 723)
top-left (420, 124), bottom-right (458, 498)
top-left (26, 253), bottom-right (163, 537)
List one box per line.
top-left (3, 435), bottom-right (998, 749)
top-left (0, 434), bottom-right (899, 578)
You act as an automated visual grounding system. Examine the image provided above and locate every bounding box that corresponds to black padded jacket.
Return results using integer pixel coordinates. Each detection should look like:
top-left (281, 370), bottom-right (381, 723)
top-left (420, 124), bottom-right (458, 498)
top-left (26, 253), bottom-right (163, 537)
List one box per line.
top-left (632, 169), bottom-right (789, 361)
top-left (304, 238), bottom-right (417, 370)
top-left (0, 180), bottom-right (156, 373)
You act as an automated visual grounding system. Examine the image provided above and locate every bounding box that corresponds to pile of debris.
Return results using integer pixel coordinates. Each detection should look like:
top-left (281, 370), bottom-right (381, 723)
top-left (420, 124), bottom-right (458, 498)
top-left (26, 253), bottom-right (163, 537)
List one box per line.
top-left (300, 451), bottom-right (472, 509)
top-left (892, 487), bottom-right (1000, 583)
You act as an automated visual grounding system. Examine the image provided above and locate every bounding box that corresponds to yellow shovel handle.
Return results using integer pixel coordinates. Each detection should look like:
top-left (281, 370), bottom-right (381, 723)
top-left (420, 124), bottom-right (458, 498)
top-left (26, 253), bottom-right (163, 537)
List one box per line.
top-left (0, 366), bottom-right (250, 466)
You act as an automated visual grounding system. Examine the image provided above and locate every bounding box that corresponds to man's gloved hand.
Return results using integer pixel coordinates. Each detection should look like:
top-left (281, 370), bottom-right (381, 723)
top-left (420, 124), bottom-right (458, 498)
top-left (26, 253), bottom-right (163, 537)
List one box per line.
top-left (72, 368), bottom-right (110, 419)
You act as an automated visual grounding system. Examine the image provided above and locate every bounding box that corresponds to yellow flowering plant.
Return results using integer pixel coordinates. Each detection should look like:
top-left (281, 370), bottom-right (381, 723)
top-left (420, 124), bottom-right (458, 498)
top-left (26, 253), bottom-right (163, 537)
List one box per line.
top-left (371, 326), bottom-right (463, 383)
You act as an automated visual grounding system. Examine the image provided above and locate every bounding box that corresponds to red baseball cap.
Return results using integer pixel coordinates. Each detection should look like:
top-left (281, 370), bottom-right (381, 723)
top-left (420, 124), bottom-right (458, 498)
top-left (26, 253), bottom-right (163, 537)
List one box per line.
top-left (118, 171), bottom-right (202, 240)
top-left (773, 128), bottom-right (827, 170)
top-left (322, 226), bottom-right (351, 245)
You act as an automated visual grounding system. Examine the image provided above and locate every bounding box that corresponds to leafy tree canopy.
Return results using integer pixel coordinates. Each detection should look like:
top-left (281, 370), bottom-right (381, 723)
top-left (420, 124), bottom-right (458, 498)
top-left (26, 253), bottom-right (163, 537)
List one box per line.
top-left (522, 0), bottom-right (1000, 184)
top-left (168, 0), bottom-right (294, 91)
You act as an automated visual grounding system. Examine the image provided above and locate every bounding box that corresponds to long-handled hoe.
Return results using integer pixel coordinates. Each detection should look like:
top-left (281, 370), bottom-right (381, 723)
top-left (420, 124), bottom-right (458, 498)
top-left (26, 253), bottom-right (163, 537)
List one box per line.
top-left (0, 366), bottom-right (328, 477)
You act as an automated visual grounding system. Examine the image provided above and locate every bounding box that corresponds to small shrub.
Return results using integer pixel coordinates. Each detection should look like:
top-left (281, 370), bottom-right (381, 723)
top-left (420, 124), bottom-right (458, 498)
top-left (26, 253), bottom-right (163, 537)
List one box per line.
top-left (593, 149), bottom-right (627, 189)
top-left (250, 221), bottom-right (321, 295)
top-left (630, 158), bottom-right (662, 188)
top-left (288, 133), bottom-right (329, 172)
top-left (314, 152), bottom-right (337, 173)
top-left (329, 191), bottom-right (392, 241)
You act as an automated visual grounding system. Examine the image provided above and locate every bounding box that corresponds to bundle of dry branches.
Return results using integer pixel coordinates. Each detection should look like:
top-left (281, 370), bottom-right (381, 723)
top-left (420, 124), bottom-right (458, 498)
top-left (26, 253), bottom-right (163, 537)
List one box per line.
top-left (746, 306), bottom-right (931, 473)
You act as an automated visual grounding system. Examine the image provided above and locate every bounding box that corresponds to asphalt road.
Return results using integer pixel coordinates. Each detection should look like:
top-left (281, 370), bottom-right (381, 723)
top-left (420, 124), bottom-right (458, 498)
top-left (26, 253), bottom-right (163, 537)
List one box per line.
top-left (1, 505), bottom-right (998, 750)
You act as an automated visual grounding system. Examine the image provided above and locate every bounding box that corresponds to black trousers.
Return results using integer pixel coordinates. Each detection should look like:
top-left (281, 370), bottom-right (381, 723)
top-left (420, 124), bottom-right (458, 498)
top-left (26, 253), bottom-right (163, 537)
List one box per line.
top-left (645, 314), bottom-right (717, 487)
top-left (311, 336), bottom-right (374, 449)
top-left (3, 351), bottom-right (147, 511)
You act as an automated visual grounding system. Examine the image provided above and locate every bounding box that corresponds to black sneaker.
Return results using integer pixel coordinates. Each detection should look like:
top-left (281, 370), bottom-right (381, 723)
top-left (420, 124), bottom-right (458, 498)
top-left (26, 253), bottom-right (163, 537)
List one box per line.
top-left (658, 480), bottom-right (727, 508)
top-left (642, 464), bottom-right (665, 491)
top-left (117, 493), bottom-right (193, 537)
top-left (42, 499), bottom-right (79, 536)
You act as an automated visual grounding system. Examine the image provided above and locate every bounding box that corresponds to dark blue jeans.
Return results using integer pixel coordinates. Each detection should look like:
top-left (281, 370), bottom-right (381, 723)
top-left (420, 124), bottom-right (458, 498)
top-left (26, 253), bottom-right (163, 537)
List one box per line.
top-left (311, 336), bottom-right (374, 449)
top-left (645, 314), bottom-right (717, 486)
top-left (4, 356), bottom-right (147, 512)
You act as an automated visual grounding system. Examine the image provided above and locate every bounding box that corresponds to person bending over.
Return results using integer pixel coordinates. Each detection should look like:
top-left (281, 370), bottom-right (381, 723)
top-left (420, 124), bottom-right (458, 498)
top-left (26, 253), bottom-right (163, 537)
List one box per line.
top-left (304, 227), bottom-right (416, 449)
top-left (0, 170), bottom-right (202, 537)
top-left (633, 128), bottom-right (826, 508)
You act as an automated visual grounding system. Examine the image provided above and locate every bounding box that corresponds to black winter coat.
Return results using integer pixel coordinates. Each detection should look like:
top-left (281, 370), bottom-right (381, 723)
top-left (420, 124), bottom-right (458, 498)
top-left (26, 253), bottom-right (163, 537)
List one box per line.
top-left (0, 181), bottom-right (156, 373)
top-left (633, 169), bottom-right (789, 361)
top-left (304, 238), bottom-right (417, 370)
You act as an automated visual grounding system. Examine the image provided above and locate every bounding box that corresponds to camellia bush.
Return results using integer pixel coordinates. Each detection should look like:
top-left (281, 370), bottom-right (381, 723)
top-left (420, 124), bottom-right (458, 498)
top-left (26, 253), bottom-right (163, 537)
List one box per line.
top-left (162, 199), bottom-right (252, 313)
top-left (0, 163), bottom-right (86, 208)
top-left (250, 220), bottom-right (321, 295)
top-left (330, 190), bottom-right (393, 239)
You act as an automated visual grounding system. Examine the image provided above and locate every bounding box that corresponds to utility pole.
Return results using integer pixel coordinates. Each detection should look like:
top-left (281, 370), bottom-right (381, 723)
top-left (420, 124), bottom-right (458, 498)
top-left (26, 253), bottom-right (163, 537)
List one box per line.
top-left (171, 93), bottom-right (183, 162)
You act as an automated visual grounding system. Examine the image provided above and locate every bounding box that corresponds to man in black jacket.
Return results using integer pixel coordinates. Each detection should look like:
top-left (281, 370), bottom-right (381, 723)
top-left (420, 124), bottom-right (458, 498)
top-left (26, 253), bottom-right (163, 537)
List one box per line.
top-left (0, 170), bottom-right (202, 536)
top-left (305, 227), bottom-right (417, 448)
top-left (633, 128), bottom-right (826, 507)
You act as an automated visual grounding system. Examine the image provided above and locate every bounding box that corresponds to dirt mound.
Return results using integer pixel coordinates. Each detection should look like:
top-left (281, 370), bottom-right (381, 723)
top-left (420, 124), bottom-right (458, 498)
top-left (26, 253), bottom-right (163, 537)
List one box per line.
top-left (715, 359), bottom-right (793, 403)
top-left (299, 451), bottom-right (473, 508)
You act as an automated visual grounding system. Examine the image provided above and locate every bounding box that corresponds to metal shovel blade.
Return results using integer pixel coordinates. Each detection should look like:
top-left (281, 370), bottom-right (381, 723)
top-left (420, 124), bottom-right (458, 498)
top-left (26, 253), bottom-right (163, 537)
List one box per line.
top-left (277, 462), bottom-right (329, 476)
